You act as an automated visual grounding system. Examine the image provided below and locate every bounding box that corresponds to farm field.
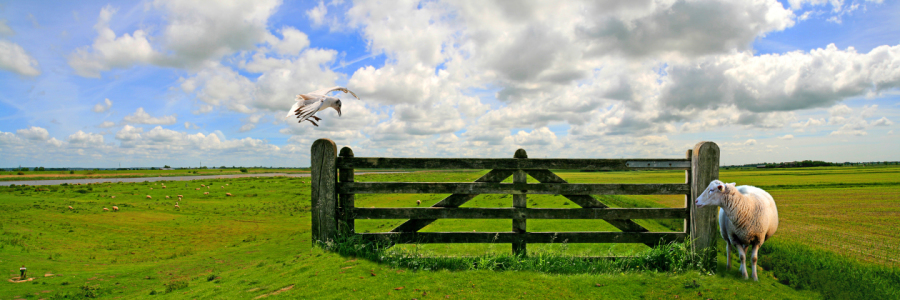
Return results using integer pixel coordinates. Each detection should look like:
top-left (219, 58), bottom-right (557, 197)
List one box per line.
top-left (1, 166), bottom-right (898, 299)
top-left (0, 168), bottom-right (310, 182)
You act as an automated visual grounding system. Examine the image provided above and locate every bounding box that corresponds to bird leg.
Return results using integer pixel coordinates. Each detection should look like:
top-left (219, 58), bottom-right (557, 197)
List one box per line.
top-left (310, 115), bottom-right (322, 121)
top-left (304, 119), bottom-right (319, 127)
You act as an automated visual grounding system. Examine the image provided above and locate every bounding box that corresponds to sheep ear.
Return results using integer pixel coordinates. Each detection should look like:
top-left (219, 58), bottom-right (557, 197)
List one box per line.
top-left (727, 182), bottom-right (736, 187)
top-left (717, 184), bottom-right (725, 192)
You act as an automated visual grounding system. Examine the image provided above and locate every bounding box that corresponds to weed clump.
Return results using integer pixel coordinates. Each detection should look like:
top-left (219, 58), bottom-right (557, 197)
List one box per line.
top-left (164, 279), bottom-right (188, 293)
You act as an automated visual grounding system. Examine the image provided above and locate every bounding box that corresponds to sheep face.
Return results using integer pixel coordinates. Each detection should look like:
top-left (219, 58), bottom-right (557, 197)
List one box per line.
top-left (695, 180), bottom-right (736, 208)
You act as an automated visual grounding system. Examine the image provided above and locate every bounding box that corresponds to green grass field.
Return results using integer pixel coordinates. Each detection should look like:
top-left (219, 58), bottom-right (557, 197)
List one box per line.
top-left (1, 166), bottom-right (898, 299)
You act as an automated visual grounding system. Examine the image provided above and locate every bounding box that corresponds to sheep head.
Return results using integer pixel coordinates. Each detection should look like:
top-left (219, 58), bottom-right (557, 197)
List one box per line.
top-left (695, 180), bottom-right (736, 208)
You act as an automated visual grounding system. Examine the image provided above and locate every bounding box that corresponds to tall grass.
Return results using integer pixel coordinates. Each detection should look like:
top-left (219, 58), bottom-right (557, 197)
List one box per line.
top-left (759, 240), bottom-right (900, 299)
top-left (321, 230), bottom-right (709, 275)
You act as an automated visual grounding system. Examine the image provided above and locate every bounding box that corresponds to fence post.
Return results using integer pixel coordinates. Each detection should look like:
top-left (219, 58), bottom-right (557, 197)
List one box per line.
top-left (339, 146), bottom-right (355, 235)
top-left (690, 141), bottom-right (719, 271)
top-left (512, 148), bottom-right (527, 256)
top-left (311, 138), bottom-right (338, 246)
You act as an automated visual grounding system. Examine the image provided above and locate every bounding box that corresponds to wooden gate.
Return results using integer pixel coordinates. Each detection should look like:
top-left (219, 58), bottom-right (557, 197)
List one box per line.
top-left (310, 139), bottom-right (719, 265)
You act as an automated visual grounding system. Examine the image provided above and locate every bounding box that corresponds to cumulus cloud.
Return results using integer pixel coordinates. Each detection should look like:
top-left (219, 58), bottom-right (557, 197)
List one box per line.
top-left (660, 44), bottom-right (900, 114)
top-left (0, 39), bottom-right (41, 76)
top-left (871, 117), bottom-right (893, 126)
top-left (67, 130), bottom-right (104, 146)
top-left (92, 98), bottom-right (112, 113)
top-left (778, 134), bottom-right (794, 140)
top-left (98, 121), bottom-right (116, 128)
top-left (68, 0), bottom-right (282, 77)
top-left (16, 126), bottom-right (49, 141)
top-left (123, 107), bottom-right (177, 125)
top-left (115, 125), bottom-right (143, 141)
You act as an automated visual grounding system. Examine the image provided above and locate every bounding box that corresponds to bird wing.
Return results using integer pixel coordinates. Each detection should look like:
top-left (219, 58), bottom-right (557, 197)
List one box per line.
top-left (309, 86), bottom-right (360, 100)
top-left (285, 98), bottom-right (324, 120)
top-left (294, 99), bottom-right (325, 122)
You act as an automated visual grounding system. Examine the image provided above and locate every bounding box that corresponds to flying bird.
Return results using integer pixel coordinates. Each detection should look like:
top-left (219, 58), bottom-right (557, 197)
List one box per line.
top-left (285, 86), bottom-right (359, 127)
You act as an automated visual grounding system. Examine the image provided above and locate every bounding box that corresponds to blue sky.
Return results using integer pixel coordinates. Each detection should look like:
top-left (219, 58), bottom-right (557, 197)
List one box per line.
top-left (1, 0), bottom-right (898, 168)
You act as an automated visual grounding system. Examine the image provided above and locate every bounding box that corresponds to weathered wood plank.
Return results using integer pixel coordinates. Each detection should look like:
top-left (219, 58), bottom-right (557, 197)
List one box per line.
top-left (690, 142), bottom-right (719, 270)
top-left (340, 182), bottom-right (691, 195)
top-left (356, 232), bottom-right (687, 244)
top-left (337, 157), bottom-right (691, 170)
top-left (339, 146), bottom-right (355, 235)
top-left (525, 170), bottom-right (650, 234)
top-left (351, 207), bottom-right (689, 220)
top-left (512, 149), bottom-right (528, 256)
top-left (390, 169), bottom-right (513, 233)
top-left (311, 139), bottom-right (338, 245)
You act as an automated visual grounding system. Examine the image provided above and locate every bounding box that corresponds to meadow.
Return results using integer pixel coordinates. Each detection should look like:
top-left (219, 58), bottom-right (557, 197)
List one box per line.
top-left (0, 166), bottom-right (897, 299)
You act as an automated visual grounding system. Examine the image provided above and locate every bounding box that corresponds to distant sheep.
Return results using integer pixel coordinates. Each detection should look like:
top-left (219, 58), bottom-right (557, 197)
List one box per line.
top-left (416, 200), bottom-right (421, 205)
top-left (68, 206), bottom-right (73, 210)
top-left (146, 195), bottom-right (152, 199)
top-left (201, 184), bottom-right (205, 187)
top-left (226, 193), bottom-right (232, 196)
top-left (177, 195), bottom-right (183, 198)
top-left (221, 186), bottom-right (224, 189)
top-left (204, 192), bottom-right (209, 195)
top-left (111, 196), bottom-right (116, 199)
top-left (195, 188), bottom-right (201, 190)
top-left (149, 188), bottom-right (153, 190)
top-left (695, 180), bottom-right (779, 281)
top-left (112, 206), bottom-right (119, 212)
top-left (166, 196), bottom-right (170, 199)
top-left (162, 186), bottom-right (166, 189)
top-left (103, 208), bottom-right (109, 211)
top-left (174, 203), bottom-right (180, 209)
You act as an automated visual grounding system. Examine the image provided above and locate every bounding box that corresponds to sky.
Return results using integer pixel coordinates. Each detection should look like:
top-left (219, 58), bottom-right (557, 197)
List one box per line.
top-left (0, 0), bottom-right (898, 168)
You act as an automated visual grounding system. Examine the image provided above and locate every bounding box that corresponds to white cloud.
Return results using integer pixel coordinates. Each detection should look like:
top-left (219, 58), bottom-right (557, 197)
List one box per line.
top-left (98, 121), bottom-right (116, 128)
top-left (0, 39), bottom-right (40, 76)
top-left (306, 1), bottom-right (328, 27)
top-left (0, 131), bottom-right (24, 145)
top-left (778, 134), bottom-right (794, 140)
top-left (68, 0), bottom-right (282, 77)
top-left (115, 125), bottom-right (143, 141)
top-left (92, 98), bottom-right (112, 113)
top-left (0, 19), bottom-right (14, 36)
top-left (16, 126), bottom-right (49, 141)
top-left (660, 44), bottom-right (900, 114)
top-left (269, 26), bottom-right (310, 55)
top-left (67, 131), bottom-right (104, 146)
top-left (744, 139), bottom-right (759, 146)
top-left (184, 121), bottom-right (199, 129)
top-left (67, 5), bottom-right (157, 78)
top-left (123, 107), bottom-right (177, 125)
top-left (871, 117), bottom-right (893, 126)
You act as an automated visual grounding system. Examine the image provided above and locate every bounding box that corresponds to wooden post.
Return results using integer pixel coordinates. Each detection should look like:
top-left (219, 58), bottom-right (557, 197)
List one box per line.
top-left (684, 149), bottom-right (692, 235)
top-left (690, 141), bottom-right (719, 271)
top-left (311, 139), bottom-right (338, 246)
top-left (512, 148), bottom-right (527, 256)
top-left (339, 146), bottom-right (355, 235)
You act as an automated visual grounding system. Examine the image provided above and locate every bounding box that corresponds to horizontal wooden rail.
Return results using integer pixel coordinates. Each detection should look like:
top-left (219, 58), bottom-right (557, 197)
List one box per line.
top-left (337, 157), bottom-right (690, 170)
top-left (339, 182), bottom-right (690, 195)
top-left (350, 207), bottom-right (688, 220)
top-left (356, 232), bottom-right (687, 244)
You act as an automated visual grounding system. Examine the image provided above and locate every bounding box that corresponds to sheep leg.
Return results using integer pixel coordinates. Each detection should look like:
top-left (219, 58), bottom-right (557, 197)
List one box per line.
top-left (751, 244), bottom-right (760, 281)
top-left (735, 244), bottom-right (749, 279)
top-left (725, 241), bottom-right (732, 271)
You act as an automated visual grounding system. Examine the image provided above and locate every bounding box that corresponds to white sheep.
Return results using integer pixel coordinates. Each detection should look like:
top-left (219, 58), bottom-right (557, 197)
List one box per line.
top-left (112, 206), bottom-right (119, 212)
top-left (695, 180), bottom-right (779, 281)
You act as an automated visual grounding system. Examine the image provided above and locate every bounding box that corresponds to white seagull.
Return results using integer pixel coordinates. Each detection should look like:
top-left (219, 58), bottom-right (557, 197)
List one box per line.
top-left (285, 86), bottom-right (359, 127)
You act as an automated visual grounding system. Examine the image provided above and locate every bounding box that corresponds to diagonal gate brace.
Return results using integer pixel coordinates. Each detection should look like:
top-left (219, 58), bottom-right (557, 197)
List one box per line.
top-left (525, 169), bottom-right (658, 248)
top-left (390, 169), bottom-right (513, 233)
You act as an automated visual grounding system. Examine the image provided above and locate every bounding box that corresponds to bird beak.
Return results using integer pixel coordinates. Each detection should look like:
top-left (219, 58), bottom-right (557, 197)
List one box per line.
top-left (336, 106), bottom-right (342, 117)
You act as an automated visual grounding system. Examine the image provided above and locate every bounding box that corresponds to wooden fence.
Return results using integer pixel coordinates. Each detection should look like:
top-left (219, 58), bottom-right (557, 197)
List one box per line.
top-left (310, 139), bottom-right (719, 266)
